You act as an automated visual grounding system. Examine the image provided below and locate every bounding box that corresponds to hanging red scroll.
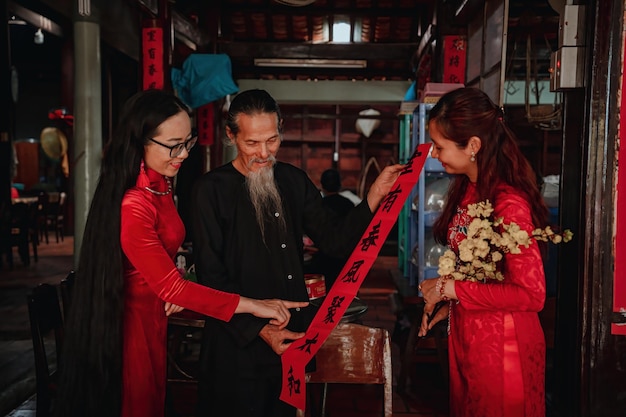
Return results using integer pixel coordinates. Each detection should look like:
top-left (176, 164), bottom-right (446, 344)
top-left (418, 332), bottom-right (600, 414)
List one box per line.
top-left (197, 102), bottom-right (214, 146)
top-left (142, 25), bottom-right (164, 90)
top-left (279, 144), bottom-right (431, 410)
top-left (443, 35), bottom-right (467, 84)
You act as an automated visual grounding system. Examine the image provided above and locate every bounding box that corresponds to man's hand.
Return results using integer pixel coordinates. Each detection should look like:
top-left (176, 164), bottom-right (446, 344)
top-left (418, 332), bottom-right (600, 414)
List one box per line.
top-left (259, 324), bottom-right (306, 355)
top-left (366, 164), bottom-right (404, 211)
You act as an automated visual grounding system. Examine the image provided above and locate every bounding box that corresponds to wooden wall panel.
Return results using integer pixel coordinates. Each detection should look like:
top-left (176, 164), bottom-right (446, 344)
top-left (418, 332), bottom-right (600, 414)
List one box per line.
top-left (13, 141), bottom-right (40, 190)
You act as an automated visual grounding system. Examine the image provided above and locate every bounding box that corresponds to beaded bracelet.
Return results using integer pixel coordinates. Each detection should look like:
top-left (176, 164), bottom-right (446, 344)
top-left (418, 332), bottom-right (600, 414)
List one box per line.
top-left (435, 275), bottom-right (450, 301)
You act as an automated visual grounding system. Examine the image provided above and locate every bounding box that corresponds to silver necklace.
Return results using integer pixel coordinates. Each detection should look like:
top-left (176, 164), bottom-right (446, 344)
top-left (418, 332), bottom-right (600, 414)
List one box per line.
top-left (144, 177), bottom-right (172, 196)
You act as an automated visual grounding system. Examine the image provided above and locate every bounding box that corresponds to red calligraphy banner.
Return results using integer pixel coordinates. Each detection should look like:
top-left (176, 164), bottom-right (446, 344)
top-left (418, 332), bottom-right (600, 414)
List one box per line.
top-left (197, 102), bottom-right (214, 146)
top-left (443, 35), bottom-right (467, 85)
top-left (142, 26), bottom-right (164, 90)
top-left (279, 144), bottom-right (431, 410)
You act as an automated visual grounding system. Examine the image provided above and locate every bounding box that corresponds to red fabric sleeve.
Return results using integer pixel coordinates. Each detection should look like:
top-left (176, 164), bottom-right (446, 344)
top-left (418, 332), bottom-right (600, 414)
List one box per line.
top-left (120, 192), bottom-right (239, 322)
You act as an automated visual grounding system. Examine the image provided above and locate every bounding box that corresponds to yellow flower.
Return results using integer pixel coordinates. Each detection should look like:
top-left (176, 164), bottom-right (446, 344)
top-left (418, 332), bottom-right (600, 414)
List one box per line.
top-left (563, 230), bottom-right (573, 242)
top-left (437, 250), bottom-right (457, 276)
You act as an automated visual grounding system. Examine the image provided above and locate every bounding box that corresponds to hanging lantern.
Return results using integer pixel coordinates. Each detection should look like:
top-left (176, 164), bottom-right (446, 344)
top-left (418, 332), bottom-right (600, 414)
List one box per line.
top-left (355, 109), bottom-right (381, 138)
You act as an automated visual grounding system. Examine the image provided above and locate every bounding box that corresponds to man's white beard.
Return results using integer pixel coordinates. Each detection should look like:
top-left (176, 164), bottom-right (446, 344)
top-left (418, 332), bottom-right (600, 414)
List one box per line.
top-left (246, 156), bottom-right (286, 243)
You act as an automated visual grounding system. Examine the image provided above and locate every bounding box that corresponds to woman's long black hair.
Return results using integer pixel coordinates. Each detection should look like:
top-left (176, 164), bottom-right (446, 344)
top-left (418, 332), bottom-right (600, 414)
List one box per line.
top-left (56, 89), bottom-right (190, 417)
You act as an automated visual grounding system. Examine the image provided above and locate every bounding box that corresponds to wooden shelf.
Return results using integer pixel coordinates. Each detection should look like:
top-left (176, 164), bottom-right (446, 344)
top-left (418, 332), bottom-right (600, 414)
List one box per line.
top-left (282, 132), bottom-right (397, 144)
top-left (277, 103), bottom-right (400, 191)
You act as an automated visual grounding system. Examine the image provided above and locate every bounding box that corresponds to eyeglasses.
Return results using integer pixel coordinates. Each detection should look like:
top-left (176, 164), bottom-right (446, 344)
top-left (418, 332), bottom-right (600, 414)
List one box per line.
top-left (147, 132), bottom-right (198, 157)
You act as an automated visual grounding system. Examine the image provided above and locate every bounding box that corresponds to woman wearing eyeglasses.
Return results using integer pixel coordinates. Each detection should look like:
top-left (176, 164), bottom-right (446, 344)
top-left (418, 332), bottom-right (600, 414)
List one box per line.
top-left (57, 89), bottom-right (308, 417)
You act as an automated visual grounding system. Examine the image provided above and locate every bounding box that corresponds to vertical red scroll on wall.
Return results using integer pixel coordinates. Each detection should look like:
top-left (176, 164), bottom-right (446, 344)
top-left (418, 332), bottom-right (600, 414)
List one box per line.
top-left (142, 25), bottom-right (164, 90)
top-left (197, 102), bottom-right (214, 146)
top-left (613, 37), bottom-right (626, 335)
top-left (442, 35), bottom-right (467, 84)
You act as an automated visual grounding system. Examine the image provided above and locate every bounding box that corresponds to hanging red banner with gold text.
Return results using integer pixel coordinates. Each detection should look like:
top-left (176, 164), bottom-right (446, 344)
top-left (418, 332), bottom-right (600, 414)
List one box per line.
top-left (142, 26), bottom-right (164, 90)
top-left (279, 143), bottom-right (431, 410)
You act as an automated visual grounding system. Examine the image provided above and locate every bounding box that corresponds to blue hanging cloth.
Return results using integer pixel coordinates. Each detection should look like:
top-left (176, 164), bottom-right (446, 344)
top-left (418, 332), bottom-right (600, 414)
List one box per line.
top-left (171, 54), bottom-right (239, 109)
top-left (403, 80), bottom-right (417, 101)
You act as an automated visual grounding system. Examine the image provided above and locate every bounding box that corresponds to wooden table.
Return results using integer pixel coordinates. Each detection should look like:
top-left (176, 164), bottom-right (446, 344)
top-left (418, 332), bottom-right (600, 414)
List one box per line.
top-left (310, 296), bottom-right (369, 323)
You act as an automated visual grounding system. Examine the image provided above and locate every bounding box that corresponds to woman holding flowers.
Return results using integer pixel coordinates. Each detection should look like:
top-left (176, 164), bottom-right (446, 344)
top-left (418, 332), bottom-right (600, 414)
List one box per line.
top-left (418, 87), bottom-right (556, 417)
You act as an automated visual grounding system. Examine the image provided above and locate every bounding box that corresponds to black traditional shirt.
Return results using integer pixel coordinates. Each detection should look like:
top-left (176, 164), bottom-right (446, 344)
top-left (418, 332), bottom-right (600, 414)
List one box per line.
top-left (190, 161), bottom-right (373, 380)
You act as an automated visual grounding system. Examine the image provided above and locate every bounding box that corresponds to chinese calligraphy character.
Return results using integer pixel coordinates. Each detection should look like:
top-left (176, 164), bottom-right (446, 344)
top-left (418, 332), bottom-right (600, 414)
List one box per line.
top-left (323, 295), bottom-right (346, 324)
top-left (400, 147), bottom-right (422, 176)
top-left (287, 366), bottom-right (301, 396)
top-left (295, 332), bottom-right (319, 354)
top-left (360, 221), bottom-right (381, 252)
top-left (148, 48), bottom-right (157, 60)
top-left (400, 163), bottom-right (413, 176)
top-left (380, 185), bottom-right (401, 213)
top-left (147, 30), bottom-right (157, 42)
top-left (340, 260), bottom-right (365, 284)
top-left (448, 55), bottom-right (460, 68)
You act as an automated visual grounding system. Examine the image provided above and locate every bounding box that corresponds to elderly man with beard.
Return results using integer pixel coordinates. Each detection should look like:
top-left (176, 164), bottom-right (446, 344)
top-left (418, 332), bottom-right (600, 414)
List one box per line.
top-left (190, 89), bottom-right (403, 417)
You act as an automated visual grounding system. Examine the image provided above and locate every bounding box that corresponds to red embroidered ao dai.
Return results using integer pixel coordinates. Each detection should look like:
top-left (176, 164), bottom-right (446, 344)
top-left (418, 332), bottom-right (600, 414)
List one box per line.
top-left (119, 168), bottom-right (239, 417)
top-left (447, 183), bottom-right (546, 417)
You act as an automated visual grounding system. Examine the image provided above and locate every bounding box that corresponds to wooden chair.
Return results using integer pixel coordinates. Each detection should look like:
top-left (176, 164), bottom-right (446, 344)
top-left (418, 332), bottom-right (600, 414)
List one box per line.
top-left (165, 310), bottom-right (205, 417)
top-left (27, 283), bottom-right (64, 417)
top-left (36, 192), bottom-right (49, 244)
top-left (305, 323), bottom-right (393, 417)
top-left (59, 270), bottom-right (75, 321)
top-left (5, 201), bottom-right (39, 267)
top-left (42, 192), bottom-right (66, 244)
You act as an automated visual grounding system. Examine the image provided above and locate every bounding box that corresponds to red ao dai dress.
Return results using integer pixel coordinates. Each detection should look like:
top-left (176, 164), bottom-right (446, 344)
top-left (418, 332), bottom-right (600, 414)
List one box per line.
top-left (119, 167), bottom-right (239, 417)
top-left (446, 183), bottom-right (546, 417)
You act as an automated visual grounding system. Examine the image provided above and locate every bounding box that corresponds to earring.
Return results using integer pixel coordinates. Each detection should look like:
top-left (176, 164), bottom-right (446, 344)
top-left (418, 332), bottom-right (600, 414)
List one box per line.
top-left (470, 151), bottom-right (476, 162)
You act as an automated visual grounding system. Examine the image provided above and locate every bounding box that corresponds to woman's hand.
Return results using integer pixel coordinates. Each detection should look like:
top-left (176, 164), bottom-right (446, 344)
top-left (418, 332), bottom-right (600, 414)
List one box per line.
top-left (419, 277), bottom-right (440, 305)
top-left (366, 164), bottom-right (405, 211)
top-left (418, 301), bottom-right (449, 337)
top-left (416, 277), bottom-right (448, 337)
top-left (237, 297), bottom-right (309, 329)
top-left (164, 302), bottom-right (184, 316)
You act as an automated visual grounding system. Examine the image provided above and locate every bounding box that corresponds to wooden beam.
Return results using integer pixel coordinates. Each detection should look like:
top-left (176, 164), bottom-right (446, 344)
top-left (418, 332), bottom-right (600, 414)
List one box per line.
top-left (232, 65), bottom-right (412, 80)
top-left (220, 4), bottom-right (425, 19)
top-left (219, 42), bottom-right (417, 60)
